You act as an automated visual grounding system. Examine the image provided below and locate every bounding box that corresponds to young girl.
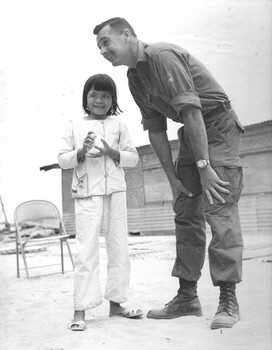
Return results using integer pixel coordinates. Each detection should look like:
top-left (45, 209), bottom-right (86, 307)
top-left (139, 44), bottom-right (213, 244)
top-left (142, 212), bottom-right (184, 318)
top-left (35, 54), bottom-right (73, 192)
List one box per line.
top-left (58, 74), bottom-right (142, 331)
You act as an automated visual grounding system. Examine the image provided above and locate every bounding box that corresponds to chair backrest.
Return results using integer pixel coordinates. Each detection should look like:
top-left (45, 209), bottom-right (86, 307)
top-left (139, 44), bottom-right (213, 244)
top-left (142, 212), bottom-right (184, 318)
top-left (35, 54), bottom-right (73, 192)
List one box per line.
top-left (14, 200), bottom-right (66, 236)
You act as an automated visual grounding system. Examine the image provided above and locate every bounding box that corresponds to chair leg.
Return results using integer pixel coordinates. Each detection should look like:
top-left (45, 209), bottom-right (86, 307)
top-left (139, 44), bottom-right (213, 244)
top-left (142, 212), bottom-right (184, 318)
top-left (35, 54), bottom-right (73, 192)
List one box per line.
top-left (65, 240), bottom-right (75, 269)
top-left (20, 244), bottom-right (30, 280)
top-left (60, 240), bottom-right (64, 274)
top-left (16, 240), bottom-right (20, 278)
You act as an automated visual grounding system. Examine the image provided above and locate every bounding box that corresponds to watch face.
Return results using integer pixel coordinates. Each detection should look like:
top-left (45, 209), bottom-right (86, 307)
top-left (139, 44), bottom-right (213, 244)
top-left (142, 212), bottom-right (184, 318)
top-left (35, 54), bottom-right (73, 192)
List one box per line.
top-left (197, 159), bottom-right (209, 168)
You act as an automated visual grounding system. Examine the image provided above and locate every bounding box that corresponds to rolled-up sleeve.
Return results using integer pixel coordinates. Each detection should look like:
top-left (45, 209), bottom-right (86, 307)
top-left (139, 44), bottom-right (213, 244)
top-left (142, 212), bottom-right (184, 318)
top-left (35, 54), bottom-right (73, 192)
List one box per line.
top-left (118, 122), bottom-right (139, 168)
top-left (140, 109), bottom-right (167, 132)
top-left (58, 120), bottom-right (79, 169)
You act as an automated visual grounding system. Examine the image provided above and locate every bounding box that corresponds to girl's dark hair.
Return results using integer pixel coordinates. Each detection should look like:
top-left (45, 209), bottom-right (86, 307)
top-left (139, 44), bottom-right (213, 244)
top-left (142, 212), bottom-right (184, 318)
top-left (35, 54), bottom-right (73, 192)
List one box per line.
top-left (82, 74), bottom-right (123, 116)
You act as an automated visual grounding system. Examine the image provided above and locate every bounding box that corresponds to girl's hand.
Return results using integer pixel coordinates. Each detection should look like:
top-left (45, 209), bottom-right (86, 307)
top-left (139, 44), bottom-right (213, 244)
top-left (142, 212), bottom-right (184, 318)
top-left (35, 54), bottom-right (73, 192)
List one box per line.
top-left (77, 132), bottom-right (96, 163)
top-left (83, 132), bottom-right (96, 153)
top-left (88, 139), bottom-right (120, 162)
top-left (88, 139), bottom-right (110, 158)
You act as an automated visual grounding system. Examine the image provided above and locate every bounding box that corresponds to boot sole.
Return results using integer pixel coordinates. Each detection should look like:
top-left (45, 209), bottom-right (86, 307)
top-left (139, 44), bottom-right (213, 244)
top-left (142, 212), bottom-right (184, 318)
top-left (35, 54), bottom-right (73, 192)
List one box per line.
top-left (211, 316), bottom-right (240, 330)
top-left (211, 322), bottom-right (235, 330)
top-left (147, 309), bottom-right (203, 319)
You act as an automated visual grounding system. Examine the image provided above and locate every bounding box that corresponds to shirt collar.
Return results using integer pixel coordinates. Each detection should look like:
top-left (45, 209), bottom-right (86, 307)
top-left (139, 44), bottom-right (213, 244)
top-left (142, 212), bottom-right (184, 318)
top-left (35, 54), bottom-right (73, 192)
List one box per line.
top-left (136, 40), bottom-right (148, 64)
top-left (128, 41), bottom-right (148, 76)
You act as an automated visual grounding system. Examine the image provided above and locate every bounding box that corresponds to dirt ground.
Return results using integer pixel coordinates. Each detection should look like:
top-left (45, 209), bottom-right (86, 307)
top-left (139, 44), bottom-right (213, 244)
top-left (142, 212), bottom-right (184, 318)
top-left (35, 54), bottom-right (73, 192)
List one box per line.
top-left (0, 234), bottom-right (272, 350)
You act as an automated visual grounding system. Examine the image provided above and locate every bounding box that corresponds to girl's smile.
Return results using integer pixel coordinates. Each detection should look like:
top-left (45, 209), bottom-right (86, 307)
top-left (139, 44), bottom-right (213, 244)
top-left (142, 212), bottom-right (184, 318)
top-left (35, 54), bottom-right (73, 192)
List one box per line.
top-left (87, 89), bottom-right (112, 119)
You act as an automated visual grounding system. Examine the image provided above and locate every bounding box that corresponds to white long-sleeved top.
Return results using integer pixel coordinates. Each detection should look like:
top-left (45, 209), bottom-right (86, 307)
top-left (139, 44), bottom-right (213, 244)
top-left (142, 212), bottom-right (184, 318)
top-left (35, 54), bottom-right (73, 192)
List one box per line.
top-left (58, 116), bottom-right (139, 198)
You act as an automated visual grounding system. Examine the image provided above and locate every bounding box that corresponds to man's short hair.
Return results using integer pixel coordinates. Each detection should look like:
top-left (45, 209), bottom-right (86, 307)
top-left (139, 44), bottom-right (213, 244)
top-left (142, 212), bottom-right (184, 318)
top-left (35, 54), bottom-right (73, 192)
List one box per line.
top-left (93, 17), bottom-right (137, 37)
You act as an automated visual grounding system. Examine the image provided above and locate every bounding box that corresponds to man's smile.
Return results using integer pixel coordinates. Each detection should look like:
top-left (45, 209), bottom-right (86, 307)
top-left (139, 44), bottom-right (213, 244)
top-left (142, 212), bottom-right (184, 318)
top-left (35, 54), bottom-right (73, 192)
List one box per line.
top-left (104, 52), bottom-right (114, 62)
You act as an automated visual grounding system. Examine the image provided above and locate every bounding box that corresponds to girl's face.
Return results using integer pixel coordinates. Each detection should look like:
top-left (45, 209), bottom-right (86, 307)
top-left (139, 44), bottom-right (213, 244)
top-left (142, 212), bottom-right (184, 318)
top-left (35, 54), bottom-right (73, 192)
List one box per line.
top-left (87, 88), bottom-right (112, 119)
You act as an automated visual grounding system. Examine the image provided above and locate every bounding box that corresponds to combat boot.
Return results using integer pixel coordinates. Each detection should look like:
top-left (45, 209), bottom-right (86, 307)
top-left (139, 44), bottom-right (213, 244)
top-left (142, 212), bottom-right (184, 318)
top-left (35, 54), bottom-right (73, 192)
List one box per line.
top-left (147, 279), bottom-right (202, 319)
top-left (211, 282), bottom-right (240, 329)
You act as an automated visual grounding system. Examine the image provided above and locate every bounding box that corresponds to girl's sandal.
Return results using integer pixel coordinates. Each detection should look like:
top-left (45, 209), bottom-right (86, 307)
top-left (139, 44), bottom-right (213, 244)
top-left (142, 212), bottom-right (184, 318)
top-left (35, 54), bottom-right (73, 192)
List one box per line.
top-left (68, 320), bottom-right (86, 331)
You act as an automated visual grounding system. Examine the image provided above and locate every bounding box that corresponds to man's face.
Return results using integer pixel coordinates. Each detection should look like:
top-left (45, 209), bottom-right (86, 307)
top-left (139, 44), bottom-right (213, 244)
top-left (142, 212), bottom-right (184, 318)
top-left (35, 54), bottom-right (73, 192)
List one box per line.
top-left (96, 25), bottom-right (130, 67)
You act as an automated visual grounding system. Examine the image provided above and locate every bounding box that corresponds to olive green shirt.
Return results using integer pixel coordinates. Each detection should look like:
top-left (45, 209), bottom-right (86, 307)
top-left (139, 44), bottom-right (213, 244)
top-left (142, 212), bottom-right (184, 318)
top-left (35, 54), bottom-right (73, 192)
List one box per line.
top-left (127, 41), bottom-right (229, 131)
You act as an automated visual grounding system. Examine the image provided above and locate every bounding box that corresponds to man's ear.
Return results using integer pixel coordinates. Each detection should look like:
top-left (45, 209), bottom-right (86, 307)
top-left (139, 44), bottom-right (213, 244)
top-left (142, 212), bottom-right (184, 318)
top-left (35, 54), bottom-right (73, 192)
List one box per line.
top-left (123, 28), bottom-right (132, 38)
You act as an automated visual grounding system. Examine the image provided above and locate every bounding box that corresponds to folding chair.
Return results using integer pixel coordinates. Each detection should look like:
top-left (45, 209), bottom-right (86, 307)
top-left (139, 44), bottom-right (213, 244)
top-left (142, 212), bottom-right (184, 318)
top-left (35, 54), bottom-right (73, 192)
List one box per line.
top-left (14, 200), bottom-right (74, 279)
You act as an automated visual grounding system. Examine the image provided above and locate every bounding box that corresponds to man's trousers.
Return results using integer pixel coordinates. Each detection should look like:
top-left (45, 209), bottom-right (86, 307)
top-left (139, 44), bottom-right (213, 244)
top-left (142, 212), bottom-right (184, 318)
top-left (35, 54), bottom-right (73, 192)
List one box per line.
top-left (172, 109), bottom-right (244, 286)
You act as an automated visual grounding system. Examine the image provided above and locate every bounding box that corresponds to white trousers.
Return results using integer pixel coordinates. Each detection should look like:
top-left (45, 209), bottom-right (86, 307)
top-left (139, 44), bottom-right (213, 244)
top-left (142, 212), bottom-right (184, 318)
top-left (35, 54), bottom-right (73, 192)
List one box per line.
top-left (73, 192), bottom-right (131, 311)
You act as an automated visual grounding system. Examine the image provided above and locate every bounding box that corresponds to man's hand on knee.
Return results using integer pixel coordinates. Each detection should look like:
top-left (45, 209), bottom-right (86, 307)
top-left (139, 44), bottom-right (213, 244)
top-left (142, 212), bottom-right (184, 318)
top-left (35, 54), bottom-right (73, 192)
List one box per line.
top-left (199, 166), bottom-right (230, 205)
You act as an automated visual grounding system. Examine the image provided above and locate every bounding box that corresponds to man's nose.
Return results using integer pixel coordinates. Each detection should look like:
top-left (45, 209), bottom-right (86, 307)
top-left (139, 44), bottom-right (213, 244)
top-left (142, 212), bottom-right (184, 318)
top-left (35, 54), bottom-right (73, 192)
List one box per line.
top-left (100, 47), bottom-right (107, 56)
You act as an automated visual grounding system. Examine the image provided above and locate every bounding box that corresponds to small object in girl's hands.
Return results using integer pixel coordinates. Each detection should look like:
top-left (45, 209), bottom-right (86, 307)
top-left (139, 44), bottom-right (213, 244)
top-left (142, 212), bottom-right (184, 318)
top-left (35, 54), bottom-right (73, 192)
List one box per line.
top-left (88, 131), bottom-right (97, 144)
top-left (86, 132), bottom-right (96, 152)
top-left (88, 135), bottom-right (103, 155)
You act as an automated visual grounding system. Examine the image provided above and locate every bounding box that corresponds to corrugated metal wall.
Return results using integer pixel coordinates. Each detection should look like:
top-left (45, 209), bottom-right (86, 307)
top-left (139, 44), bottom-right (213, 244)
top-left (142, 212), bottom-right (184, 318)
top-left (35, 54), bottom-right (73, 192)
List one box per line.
top-left (127, 193), bottom-right (272, 236)
top-left (239, 193), bottom-right (272, 235)
top-left (63, 192), bottom-right (272, 237)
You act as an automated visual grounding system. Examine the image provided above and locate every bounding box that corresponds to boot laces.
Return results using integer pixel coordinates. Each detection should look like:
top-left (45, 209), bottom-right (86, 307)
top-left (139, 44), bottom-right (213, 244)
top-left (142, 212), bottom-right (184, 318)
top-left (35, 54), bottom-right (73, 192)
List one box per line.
top-left (165, 286), bottom-right (194, 307)
top-left (165, 289), bottom-right (183, 306)
top-left (218, 286), bottom-right (237, 315)
top-left (165, 295), bottom-right (179, 307)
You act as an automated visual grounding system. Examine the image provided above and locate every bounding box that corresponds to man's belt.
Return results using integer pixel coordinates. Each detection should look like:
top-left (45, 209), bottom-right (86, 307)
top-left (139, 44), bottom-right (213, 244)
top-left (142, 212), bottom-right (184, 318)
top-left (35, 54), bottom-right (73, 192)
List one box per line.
top-left (204, 101), bottom-right (232, 119)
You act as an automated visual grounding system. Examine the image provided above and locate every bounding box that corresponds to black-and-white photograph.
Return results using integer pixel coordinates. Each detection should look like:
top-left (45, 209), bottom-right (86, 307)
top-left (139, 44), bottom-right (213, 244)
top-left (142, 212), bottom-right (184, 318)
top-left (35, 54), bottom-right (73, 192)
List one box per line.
top-left (0, 0), bottom-right (271, 349)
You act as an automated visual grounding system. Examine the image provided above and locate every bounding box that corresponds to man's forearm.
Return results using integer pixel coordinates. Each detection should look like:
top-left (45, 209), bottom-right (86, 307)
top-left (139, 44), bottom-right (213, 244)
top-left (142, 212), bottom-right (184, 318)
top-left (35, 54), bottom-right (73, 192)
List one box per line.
top-left (148, 129), bottom-right (193, 198)
top-left (182, 107), bottom-right (209, 161)
top-left (148, 130), bottom-right (177, 183)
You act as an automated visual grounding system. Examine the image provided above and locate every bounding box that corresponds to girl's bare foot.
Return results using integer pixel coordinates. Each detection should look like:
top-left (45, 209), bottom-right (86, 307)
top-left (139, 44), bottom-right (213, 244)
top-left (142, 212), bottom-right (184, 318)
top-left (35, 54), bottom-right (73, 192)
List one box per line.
top-left (69, 310), bottom-right (86, 331)
top-left (109, 301), bottom-right (143, 318)
top-left (73, 310), bottom-right (85, 322)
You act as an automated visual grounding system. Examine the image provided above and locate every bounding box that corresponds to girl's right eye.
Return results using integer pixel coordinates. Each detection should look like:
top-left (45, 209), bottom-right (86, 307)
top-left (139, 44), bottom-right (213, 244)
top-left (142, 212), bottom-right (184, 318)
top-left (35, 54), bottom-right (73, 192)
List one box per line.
top-left (88, 92), bottom-right (111, 100)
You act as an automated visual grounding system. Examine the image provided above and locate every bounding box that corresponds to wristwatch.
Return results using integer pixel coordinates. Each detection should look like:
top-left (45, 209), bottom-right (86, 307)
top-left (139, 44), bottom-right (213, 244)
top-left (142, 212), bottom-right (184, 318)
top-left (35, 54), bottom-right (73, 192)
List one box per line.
top-left (196, 159), bottom-right (210, 169)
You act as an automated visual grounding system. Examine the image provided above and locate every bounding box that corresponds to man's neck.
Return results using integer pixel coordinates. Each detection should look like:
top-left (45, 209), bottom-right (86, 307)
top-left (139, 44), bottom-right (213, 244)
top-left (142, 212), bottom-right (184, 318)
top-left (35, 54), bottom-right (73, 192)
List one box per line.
top-left (128, 39), bottom-right (140, 68)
